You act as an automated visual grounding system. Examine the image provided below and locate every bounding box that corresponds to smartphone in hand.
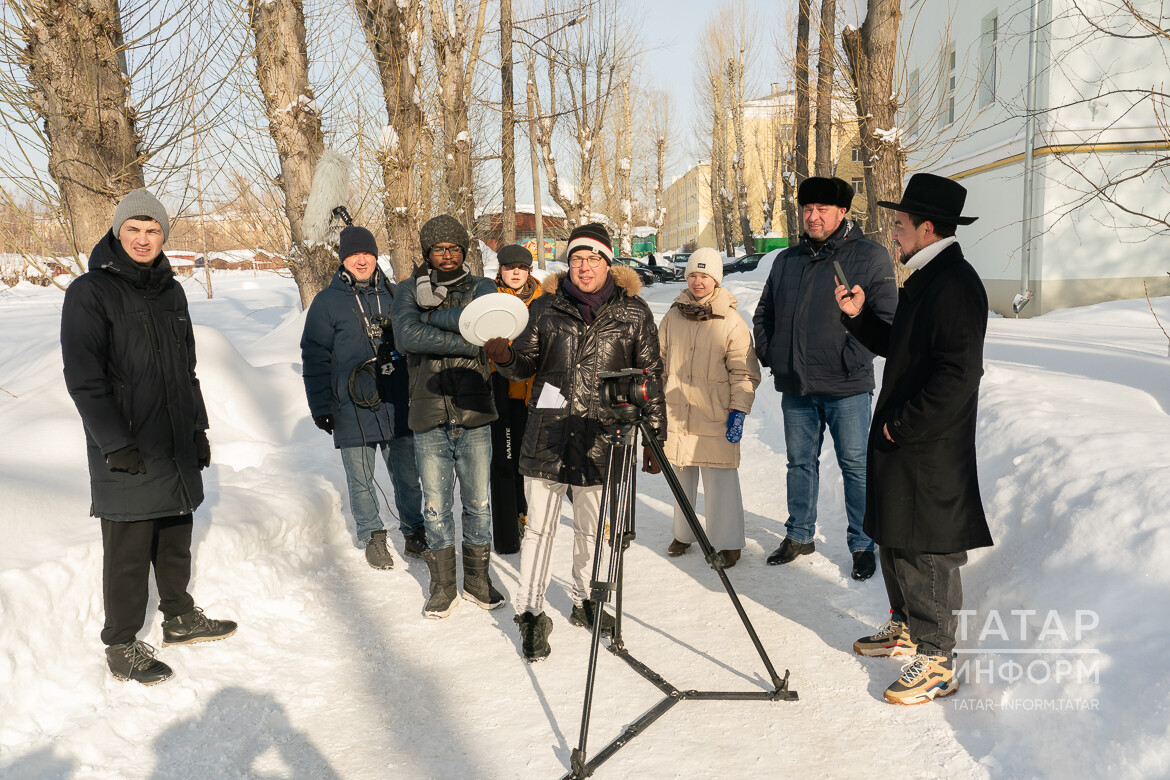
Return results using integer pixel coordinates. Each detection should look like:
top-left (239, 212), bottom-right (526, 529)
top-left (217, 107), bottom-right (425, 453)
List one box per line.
top-left (832, 260), bottom-right (852, 297)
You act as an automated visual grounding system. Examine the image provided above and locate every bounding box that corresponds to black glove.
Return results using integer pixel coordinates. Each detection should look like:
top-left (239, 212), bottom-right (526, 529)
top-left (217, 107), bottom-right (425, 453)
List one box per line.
top-left (194, 430), bottom-right (211, 470)
top-left (314, 414), bottom-right (335, 435)
top-left (106, 445), bottom-right (146, 475)
top-left (483, 337), bottom-right (513, 365)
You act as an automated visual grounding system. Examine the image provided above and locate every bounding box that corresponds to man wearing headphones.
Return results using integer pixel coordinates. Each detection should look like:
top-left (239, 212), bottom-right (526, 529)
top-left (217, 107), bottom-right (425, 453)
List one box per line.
top-left (301, 225), bottom-right (425, 568)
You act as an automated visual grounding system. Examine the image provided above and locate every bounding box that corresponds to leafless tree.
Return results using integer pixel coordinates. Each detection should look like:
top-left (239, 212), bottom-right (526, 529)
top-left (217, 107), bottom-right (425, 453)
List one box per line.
top-left (429, 0), bottom-right (489, 273)
top-left (793, 0), bottom-right (812, 184)
top-left (247, 0), bottom-right (337, 307)
top-left (843, 0), bottom-right (904, 260)
top-left (528, 0), bottom-right (631, 228)
top-left (354, 0), bottom-right (427, 280)
top-left (813, 0), bottom-right (837, 176)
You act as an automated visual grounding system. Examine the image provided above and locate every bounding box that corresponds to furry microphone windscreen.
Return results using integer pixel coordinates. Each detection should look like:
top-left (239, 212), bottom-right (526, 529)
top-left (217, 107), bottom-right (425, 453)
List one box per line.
top-left (303, 149), bottom-right (353, 247)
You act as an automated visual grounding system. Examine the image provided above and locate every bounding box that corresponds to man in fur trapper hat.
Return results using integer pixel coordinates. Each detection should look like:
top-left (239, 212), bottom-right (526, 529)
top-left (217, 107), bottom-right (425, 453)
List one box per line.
top-left (391, 214), bottom-right (504, 620)
top-left (483, 222), bottom-right (665, 662)
top-left (752, 176), bottom-right (897, 581)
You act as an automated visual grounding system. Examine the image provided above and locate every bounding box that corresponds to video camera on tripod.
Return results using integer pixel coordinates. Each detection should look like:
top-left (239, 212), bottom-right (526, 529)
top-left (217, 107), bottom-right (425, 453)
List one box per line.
top-left (597, 368), bottom-right (657, 418)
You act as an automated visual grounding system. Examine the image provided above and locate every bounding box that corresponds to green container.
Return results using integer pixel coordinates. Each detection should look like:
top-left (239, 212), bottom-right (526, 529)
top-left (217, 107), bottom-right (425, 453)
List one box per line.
top-left (630, 235), bottom-right (657, 257)
top-left (755, 236), bottom-right (789, 253)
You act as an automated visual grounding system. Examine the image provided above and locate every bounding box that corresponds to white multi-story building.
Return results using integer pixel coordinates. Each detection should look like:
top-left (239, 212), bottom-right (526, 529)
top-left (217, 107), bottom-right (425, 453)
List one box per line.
top-left (899, 0), bottom-right (1169, 315)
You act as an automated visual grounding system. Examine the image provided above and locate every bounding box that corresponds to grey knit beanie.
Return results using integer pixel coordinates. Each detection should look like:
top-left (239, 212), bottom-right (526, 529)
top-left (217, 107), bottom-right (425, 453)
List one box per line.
top-left (418, 215), bottom-right (470, 259)
top-left (113, 189), bottom-right (170, 242)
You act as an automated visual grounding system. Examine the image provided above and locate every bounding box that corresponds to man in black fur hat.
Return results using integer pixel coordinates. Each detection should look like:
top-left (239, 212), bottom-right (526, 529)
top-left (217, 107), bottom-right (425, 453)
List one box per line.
top-left (753, 176), bottom-right (897, 580)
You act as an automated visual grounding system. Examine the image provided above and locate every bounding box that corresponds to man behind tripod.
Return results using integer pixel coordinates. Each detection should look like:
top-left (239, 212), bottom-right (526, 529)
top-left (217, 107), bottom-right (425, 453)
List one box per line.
top-left (485, 223), bottom-right (665, 662)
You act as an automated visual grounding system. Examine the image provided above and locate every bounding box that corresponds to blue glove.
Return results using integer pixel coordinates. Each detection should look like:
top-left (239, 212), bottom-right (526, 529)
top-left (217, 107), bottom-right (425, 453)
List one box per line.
top-left (726, 410), bottom-right (746, 443)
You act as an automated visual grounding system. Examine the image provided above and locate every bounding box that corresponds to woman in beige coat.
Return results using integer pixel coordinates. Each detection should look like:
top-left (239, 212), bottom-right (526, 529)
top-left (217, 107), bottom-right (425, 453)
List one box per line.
top-left (658, 247), bottom-right (761, 567)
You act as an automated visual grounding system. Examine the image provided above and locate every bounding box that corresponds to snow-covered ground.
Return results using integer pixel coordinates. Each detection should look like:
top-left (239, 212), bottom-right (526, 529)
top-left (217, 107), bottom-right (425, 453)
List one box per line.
top-left (0, 263), bottom-right (1167, 779)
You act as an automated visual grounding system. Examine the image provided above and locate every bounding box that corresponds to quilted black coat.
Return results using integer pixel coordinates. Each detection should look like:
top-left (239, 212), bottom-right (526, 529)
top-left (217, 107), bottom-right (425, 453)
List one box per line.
top-left (498, 265), bottom-right (665, 487)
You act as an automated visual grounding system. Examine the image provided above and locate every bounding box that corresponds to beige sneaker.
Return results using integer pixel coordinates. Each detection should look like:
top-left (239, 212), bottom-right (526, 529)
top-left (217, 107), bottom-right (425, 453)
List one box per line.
top-left (883, 654), bottom-right (958, 705)
top-left (853, 616), bottom-right (917, 657)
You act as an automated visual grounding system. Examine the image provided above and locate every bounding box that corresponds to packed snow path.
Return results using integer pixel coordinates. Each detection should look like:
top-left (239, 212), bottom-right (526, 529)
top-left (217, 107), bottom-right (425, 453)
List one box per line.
top-left (0, 265), bottom-right (1167, 779)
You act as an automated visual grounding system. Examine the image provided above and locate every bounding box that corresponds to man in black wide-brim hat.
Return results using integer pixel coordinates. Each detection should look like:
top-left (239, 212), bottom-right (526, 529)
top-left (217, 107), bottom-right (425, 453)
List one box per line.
top-left (833, 172), bottom-right (994, 706)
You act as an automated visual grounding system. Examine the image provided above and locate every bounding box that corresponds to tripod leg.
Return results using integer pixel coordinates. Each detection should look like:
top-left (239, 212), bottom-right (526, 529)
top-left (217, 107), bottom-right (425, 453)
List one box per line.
top-left (571, 440), bottom-right (637, 778)
top-left (639, 422), bottom-right (788, 692)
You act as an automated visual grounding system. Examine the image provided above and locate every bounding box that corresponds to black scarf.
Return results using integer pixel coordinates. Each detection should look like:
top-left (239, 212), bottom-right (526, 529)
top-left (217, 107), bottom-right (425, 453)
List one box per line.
top-left (561, 272), bottom-right (614, 326)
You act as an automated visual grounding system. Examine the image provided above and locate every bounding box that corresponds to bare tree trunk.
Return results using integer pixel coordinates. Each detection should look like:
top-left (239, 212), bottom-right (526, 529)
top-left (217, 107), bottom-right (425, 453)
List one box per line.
top-left (814, 0), bottom-right (837, 177)
top-left (843, 0), bottom-right (904, 263)
top-left (617, 78), bottom-right (632, 255)
top-left (530, 52), bottom-right (579, 225)
top-left (729, 52), bottom-right (754, 254)
top-left (356, 0), bottom-right (426, 280)
top-left (21, 0), bottom-right (146, 256)
top-left (248, 0), bottom-right (335, 308)
top-left (757, 110), bottom-right (783, 236)
top-left (793, 0), bottom-right (812, 183)
top-left (429, 0), bottom-right (488, 273)
top-left (500, 0), bottom-right (516, 245)
top-left (708, 86), bottom-right (725, 252)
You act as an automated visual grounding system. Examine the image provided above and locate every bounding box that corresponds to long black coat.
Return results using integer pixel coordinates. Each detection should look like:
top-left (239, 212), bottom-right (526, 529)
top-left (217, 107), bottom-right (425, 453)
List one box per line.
top-left (753, 219), bottom-right (897, 397)
top-left (844, 242), bottom-right (993, 553)
top-left (498, 266), bottom-right (665, 487)
top-left (61, 232), bottom-right (208, 522)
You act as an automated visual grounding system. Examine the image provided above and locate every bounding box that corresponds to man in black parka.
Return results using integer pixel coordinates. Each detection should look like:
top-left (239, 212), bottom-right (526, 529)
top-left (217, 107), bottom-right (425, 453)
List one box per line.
top-left (61, 189), bottom-right (236, 686)
top-left (753, 177), bottom-right (897, 580)
top-left (835, 173), bottom-right (993, 705)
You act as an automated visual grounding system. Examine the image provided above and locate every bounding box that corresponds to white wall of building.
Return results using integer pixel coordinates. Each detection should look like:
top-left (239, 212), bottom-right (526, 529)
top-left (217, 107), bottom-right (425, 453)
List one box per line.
top-left (900, 0), bottom-right (1170, 315)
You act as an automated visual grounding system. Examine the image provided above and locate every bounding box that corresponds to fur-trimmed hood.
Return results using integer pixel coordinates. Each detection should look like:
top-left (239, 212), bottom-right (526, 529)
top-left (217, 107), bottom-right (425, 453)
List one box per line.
top-left (540, 263), bottom-right (643, 297)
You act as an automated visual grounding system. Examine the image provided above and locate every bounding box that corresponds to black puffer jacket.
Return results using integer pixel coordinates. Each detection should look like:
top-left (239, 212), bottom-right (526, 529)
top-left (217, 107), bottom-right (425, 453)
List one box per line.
top-left (391, 265), bottom-right (498, 433)
top-left (61, 232), bottom-right (208, 522)
top-left (498, 266), bottom-right (665, 487)
top-left (753, 219), bottom-right (897, 396)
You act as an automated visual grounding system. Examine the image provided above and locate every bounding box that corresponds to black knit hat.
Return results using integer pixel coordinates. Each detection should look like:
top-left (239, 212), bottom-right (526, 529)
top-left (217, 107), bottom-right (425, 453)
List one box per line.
top-left (566, 222), bottom-right (613, 265)
top-left (497, 243), bottom-right (533, 268)
top-left (339, 226), bottom-right (378, 262)
top-left (419, 215), bottom-right (470, 259)
top-left (797, 176), bottom-right (854, 209)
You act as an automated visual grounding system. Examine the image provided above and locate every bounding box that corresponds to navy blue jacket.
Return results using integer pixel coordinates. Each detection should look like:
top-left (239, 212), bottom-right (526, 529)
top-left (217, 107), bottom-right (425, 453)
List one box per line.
top-left (753, 219), bottom-right (897, 397)
top-left (301, 267), bottom-right (409, 448)
top-left (61, 232), bottom-right (208, 521)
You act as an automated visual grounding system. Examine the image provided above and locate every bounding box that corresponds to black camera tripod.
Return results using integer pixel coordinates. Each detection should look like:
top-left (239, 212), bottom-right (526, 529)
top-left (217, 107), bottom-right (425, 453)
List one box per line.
top-left (565, 405), bottom-right (798, 780)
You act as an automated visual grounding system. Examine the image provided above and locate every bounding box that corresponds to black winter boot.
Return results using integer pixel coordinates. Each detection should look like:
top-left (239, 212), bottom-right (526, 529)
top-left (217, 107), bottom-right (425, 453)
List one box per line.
top-left (161, 607), bottom-right (237, 646)
top-left (514, 611), bottom-right (553, 662)
top-left (461, 542), bottom-right (506, 609)
top-left (421, 545), bottom-right (459, 619)
top-left (106, 641), bottom-right (173, 685)
top-left (569, 599), bottom-right (616, 637)
top-left (403, 529), bottom-right (427, 559)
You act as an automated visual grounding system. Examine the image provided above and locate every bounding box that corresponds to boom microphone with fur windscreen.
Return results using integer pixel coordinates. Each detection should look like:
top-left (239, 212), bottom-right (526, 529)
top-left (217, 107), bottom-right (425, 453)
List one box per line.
top-left (303, 149), bottom-right (354, 247)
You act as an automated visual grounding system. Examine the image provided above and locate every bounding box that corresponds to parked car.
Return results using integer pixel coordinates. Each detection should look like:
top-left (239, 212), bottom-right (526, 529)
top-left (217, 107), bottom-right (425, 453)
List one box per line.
top-left (623, 256), bottom-right (675, 283)
top-left (613, 256), bottom-right (658, 286)
top-left (667, 252), bottom-right (691, 281)
top-left (722, 253), bottom-right (765, 276)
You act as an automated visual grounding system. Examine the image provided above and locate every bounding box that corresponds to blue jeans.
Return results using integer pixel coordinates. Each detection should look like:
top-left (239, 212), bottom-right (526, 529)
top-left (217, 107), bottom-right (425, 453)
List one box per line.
top-left (412, 424), bottom-right (493, 551)
top-left (781, 392), bottom-right (873, 553)
top-left (340, 436), bottom-right (425, 545)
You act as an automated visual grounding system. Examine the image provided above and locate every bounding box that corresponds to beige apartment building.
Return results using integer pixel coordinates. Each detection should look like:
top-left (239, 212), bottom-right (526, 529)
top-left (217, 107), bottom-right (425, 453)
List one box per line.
top-left (662, 83), bottom-right (867, 253)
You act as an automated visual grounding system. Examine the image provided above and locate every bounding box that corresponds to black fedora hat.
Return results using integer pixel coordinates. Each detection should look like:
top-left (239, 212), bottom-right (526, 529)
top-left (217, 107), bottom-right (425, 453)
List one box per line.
top-left (876, 172), bottom-right (978, 225)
